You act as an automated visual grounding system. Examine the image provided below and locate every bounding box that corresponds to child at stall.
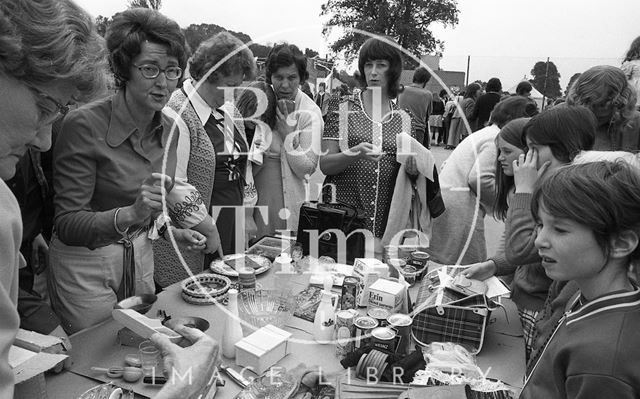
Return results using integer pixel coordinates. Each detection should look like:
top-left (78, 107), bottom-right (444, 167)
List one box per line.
top-left (520, 161), bottom-right (640, 399)
top-left (463, 106), bottom-right (596, 358)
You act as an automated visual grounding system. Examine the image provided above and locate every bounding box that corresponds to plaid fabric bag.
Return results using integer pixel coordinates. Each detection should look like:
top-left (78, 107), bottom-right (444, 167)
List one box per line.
top-left (411, 268), bottom-right (498, 354)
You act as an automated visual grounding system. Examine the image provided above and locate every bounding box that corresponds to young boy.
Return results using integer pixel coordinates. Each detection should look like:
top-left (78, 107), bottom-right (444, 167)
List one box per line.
top-left (521, 161), bottom-right (640, 398)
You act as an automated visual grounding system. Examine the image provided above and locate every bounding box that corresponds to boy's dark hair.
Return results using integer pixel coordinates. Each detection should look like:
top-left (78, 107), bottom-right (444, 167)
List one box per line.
top-left (516, 81), bottom-right (533, 95)
top-left (489, 96), bottom-right (538, 128)
top-left (412, 67), bottom-right (431, 85)
top-left (486, 77), bottom-right (502, 93)
top-left (532, 161), bottom-right (640, 263)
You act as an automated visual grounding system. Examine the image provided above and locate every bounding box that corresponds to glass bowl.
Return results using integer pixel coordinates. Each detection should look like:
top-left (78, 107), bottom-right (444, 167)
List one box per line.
top-left (237, 289), bottom-right (297, 329)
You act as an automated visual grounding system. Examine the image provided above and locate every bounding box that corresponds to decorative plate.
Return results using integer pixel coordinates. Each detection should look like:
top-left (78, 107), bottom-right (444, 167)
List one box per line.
top-left (210, 254), bottom-right (272, 277)
top-left (181, 274), bottom-right (231, 302)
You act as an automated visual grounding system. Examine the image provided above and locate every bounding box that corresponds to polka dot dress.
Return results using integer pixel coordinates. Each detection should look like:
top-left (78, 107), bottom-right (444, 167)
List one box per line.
top-left (322, 92), bottom-right (415, 238)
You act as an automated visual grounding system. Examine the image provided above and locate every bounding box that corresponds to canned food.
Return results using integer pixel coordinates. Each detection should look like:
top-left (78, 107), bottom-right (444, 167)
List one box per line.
top-left (367, 307), bottom-right (390, 328)
top-left (335, 310), bottom-right (357, 359)
top-left (387, 313), bottom-right (413, 355)
top-left (340, 276), bottom-right (359, 310)
top-left (354, 316), bottom-right (378, 349)
top-left (400, 265), bottom-right (418, 285)
top-left (370, 327), bottom-right (398, 354)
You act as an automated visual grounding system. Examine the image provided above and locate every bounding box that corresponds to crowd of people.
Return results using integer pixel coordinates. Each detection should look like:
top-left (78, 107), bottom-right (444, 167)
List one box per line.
top-left (2, 0), bottom-right (640, 397)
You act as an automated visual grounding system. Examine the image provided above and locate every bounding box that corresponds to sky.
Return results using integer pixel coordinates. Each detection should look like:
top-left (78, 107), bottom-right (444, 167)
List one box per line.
top-left (75, 0), bottom-right (640, 91)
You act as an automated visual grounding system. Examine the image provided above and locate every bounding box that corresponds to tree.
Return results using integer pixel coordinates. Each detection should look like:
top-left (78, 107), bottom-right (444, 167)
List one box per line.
top-left (321, 0), bottom-right (459, 62)
top-left (305, 48), bottom-right (319, 58)
top-left (128, 0), bottom-right (162, 9)
top-left (566, 72), bottom-right (581, 96)
top-left (95, 15), bottom-right (112, 37)
top-left (530, 60), bottom-right (562, 99)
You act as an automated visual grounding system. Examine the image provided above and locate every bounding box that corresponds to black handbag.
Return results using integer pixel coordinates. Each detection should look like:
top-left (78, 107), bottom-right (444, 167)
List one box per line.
top-left (296, 201), bottom-right (367, 264)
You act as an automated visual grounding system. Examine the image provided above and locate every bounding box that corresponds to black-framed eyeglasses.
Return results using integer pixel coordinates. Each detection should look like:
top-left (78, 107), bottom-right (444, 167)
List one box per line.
top-left (28, 85), bottom-right (70, 126)
top-left (133, 64), bottom-right (183, 80)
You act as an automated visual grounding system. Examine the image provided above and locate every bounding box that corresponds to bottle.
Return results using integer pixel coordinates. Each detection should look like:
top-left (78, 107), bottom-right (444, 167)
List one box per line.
top-left (271, 253), bottom-right (294, 296)
top-left (313, 277), bottom-right (339, 344)
top-left (222, 289), bottom-right (243, 359)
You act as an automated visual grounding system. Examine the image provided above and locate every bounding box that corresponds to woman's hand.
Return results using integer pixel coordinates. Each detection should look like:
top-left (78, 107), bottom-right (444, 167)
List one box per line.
top-left (171, 228), bottom-right (206, 251)
top-left (31, 233), bottom-right (49, 274)
top-left (125, 173), bottom-right (172, 226)
top-left (405, 156), bottom-right (418, 176)
top-left (275, 101), bottom-right (297, 138)
top-left (203, 226), bottom-right (222, 255)
top-left (462, 260), bottom-right (497, 281)
top-left (513, 149), bottom-right (550, 194)
top-left (349, 142), bottom-right (384, 162)
top-left (152, 326), bottom-right (220, 399)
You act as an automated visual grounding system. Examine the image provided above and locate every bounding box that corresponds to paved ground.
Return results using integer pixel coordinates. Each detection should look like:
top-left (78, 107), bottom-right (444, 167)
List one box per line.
top-left (307, 143), bottom-right (503, 257)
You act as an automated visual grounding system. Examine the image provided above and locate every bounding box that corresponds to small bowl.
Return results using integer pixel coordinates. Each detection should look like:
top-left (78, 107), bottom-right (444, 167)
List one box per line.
top-left (163, 316), bottom-right (210, 333)
top-left (115, 294), bottom-right (158, 315)
top-left (237, 289), bottom-right (296, 329)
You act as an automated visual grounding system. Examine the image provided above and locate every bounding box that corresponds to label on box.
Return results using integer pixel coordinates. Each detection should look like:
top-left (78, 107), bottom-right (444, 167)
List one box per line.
top-left (353, 258), bottom-right (385, 307)
top-left (367, 279), bottom-right (404, 312)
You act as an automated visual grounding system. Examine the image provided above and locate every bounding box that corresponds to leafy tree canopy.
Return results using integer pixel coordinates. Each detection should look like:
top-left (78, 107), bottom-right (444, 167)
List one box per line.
top-left (530, 60), bottom-right (562, 99)
top-left (128, 0), bottom-right (162, 9)
top-left (566, 72), bottom-right (581, 96)
top-left (321, 0), bottom-right (459, 63)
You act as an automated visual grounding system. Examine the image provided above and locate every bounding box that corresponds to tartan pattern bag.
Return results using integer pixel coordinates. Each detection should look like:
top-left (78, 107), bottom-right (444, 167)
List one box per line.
top-left (411, 270), bottom-right (497, 354)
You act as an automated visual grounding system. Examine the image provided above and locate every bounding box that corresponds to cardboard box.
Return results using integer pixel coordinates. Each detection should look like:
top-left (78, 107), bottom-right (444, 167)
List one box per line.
top-left (353, 258), bottom-right (386, 307)
top-left (11, 329), bottom-right (68, 399)
top-left (235, 324), bottom-right (291, 375)
top-left (367, 279), bottom-right (405, 312)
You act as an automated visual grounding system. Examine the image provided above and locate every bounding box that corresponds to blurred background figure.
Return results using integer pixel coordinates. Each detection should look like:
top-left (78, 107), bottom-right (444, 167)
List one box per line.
top-left (398, 66), bottom-right (433, 147)
top-left (566, 65), bottom-right (640, 151)
top-left (471, 77), bottom-right (502, 131)
top-left (621, 35), bottom-right (640, 110)
top-left (446, 83), bottom-right (481, 149)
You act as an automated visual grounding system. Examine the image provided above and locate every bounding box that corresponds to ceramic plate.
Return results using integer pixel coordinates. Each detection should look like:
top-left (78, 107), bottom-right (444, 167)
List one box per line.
top-left (210, 254), bottom-right (271, 277)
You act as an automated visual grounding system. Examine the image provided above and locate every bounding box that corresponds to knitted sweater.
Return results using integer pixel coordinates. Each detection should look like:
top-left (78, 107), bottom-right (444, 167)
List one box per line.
top-left (152, 89), bottom-right (216, 287)
top-left (489, 192), bottom-right (552, 312)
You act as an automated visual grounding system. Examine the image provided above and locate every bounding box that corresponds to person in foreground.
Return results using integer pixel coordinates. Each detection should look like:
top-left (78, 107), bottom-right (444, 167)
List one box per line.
top-left (152, 326), bottom-right (220, 399)
top-left (0, 0), bottom-right (107, 395)
top-left (521, 161), bottom-right (640, 399)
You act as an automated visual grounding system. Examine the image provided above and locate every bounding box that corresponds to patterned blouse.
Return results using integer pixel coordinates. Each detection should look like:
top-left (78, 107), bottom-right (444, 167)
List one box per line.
top-left (322, 92), bottom-right (415, 237)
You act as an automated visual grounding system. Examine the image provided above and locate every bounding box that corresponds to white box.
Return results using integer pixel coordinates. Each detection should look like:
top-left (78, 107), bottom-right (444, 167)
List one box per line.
top-left (235, 324), bottom-right (291, 375)
top-left (368, 279), bottom-right (405, 312)
top-left (353, 258), bottom-right (387, 307)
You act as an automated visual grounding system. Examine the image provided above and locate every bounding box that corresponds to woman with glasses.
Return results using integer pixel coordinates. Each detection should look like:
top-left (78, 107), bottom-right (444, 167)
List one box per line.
top-left (0, 0), bottom-right (106, 394)
top-left (154, 31), bottom-right (255, 287)
top-left (50, 8), bottom-right (218, 333)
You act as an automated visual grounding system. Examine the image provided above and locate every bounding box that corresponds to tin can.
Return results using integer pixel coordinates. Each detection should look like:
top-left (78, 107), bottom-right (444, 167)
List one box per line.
top-left (335, 309), bottom-right (357, 359)
top-left (407, 251), bottom-right (430, 279)
top-left (367, 307), bottom-right (390, 328)
top-left (370, 327), bottom-right (398, 354)
top-left (237, 268), bottom-right (256, 291)
top-left (387, 313), bottom-right (413, 355)
top-left (354, 316), bottom-right (378, 349)
top-left (340, 276), bottom-right (359, 310)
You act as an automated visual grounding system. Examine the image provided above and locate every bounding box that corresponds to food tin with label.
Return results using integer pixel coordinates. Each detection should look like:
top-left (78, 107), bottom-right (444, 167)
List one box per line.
top-left (340, 276), bottom-right (360, 310)
top-left (367, 307), bottom-right (390, 328)
top-left (354, 316), bottom-right (378, 349)
top-left (335, 309), bottom-right (357, 359)
top-left (407, 251), bottom-right (430, 279)
top-left (370, 326), bottom-right (398, 354)
top-left (387, 313), bottom-right (413, 355)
